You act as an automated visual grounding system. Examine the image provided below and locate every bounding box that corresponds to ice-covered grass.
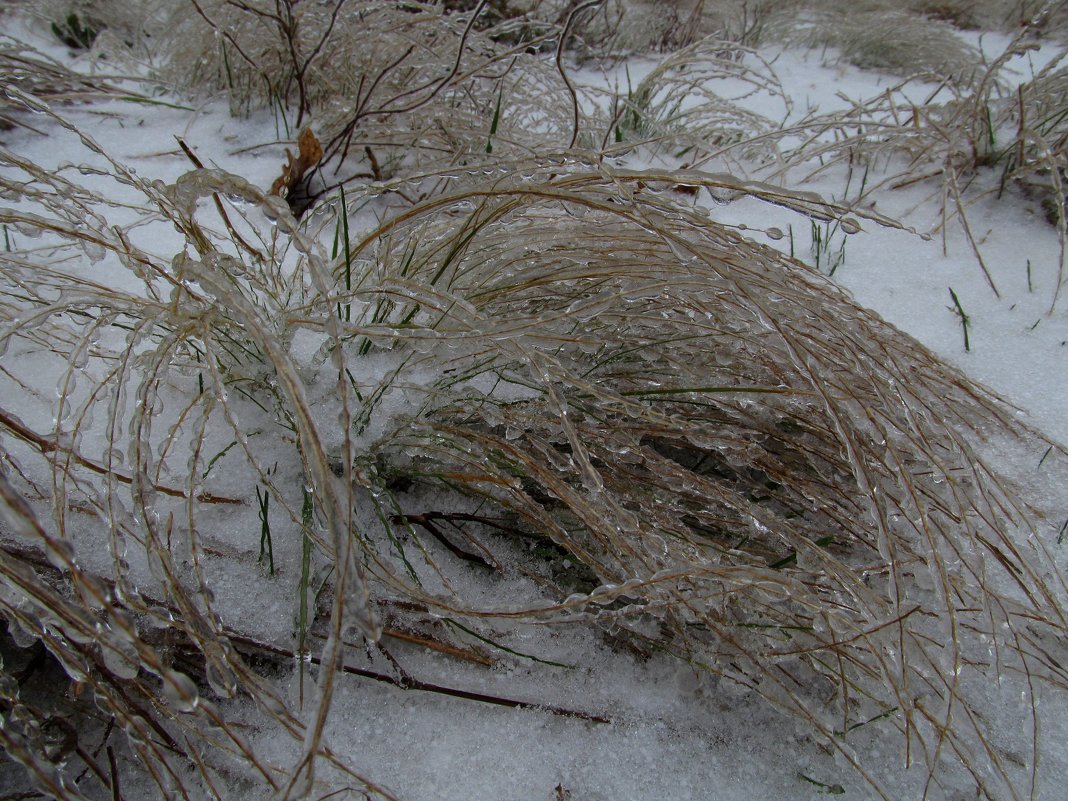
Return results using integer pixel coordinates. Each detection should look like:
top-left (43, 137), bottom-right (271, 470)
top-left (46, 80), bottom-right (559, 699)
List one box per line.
top-left (2, 2), bottom-right (1068, 801)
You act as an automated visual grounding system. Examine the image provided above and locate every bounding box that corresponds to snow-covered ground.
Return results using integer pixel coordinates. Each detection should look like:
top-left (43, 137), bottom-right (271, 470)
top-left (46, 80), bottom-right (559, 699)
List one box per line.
top-left (2, 9), bottom-right (1068, 801)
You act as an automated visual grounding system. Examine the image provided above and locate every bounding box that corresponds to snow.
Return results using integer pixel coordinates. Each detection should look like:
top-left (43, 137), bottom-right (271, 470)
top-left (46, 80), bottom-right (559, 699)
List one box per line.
top-left (2, 8), bottom-right (1068, 801)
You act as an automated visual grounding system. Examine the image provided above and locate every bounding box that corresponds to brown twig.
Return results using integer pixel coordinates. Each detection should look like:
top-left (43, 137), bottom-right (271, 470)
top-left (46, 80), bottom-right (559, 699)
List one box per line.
top-left (391, 512), bottom-right (496, 567)
top-left (226, 631), bottom-right (610, 724)
top-left (0, 409), bottom-right (243, 506)
top-left (383, 626), bottom-right (494, 667)
top-left (364, 145), bottom-right (383, 181)
top-left (175, 137), bottom-right (265, 261)
top-left (556, 0), bottom-right (604, 150)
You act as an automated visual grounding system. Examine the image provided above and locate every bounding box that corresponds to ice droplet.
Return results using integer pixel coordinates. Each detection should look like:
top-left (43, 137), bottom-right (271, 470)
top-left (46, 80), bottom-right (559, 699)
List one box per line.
top-left (9, 618), bottom-right (38, 648)
top-left (100, 640), bottom-right (140, 680)
top-left (206, 661), bottom-right (238, 699)
top-left (45, 538), bottom-right (76, 570)
top-left (709, 187), bottom-right (743, 205)
top-left (81, 240), bottom-right (106, 263)
top-left (161, 669), bottom-right (199, 713)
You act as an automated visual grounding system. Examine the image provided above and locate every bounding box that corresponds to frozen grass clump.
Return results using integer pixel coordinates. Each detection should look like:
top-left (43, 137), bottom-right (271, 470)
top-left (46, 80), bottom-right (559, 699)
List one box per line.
top-left (775, 0), bottom-right (1068, 39)
top-left (582, 0), bottom-right (803, 54)
top-left (605, 36), bottom-right (789, 164)
top-left (157, 0), bottom-right (604, 186)
top-left (759, 21), bottom-right (1068, 305)
top-left (893, 0), bottom-right (1068, 34)
top-left (592, 1), bottom-right (1068, 57)
top-left (2, 70), bottom-right (1068, 798)
top-left (586, 0), bottom-right (711, 53)
top-left (349, 163), bottom-right (1068, 798)
top-left (779, 5), bottom-right (982, 79)
top-left (162, 0), bottom-right (491, 124)
top-left (13, 0), bottom-right (167, 65)
top-left (1011, 57), bottom-right (1068, 230)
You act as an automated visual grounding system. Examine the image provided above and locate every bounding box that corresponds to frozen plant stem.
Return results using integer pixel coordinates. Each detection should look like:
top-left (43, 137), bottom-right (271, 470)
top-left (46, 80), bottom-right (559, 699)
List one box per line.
top-left (257, 485), bottom-right (274, 575)
top-left (333, 184), bottom-right (351, 322)
top-left (299, 484), bottom-right (313, 706)
top-left (948, 287), bottom-right (971, 352)
top-left (557, 0), bottom-right (605, 149)
top-left (486, 87), bottom-right (502, 155)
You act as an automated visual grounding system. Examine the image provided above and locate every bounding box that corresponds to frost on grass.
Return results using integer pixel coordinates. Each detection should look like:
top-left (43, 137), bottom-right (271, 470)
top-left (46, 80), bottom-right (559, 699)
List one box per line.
top-left (1, 71), bottom-right (1067, 799)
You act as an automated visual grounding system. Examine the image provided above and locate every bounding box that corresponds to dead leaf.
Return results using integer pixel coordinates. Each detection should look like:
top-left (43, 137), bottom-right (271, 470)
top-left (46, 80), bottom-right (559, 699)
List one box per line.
top-left (270, 126), bottom-right (322, 198)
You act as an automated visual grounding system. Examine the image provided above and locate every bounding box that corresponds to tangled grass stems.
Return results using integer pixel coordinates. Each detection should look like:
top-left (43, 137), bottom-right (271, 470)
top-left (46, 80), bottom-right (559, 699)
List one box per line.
top-left (1, 71), bottom-right (1067, 797)
top-left (778, 5), bottom-right (984, 79)
top-left (665, 23), bottom-right (1068, 307)
top-left (604, 35), bottom-right (790, 164)
top-left (0, 35), bottom-right (182, 139)
top-left (556, 4), bottom-right (1065, 307)
top-left (157, 0), bottom-right (596, 186)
